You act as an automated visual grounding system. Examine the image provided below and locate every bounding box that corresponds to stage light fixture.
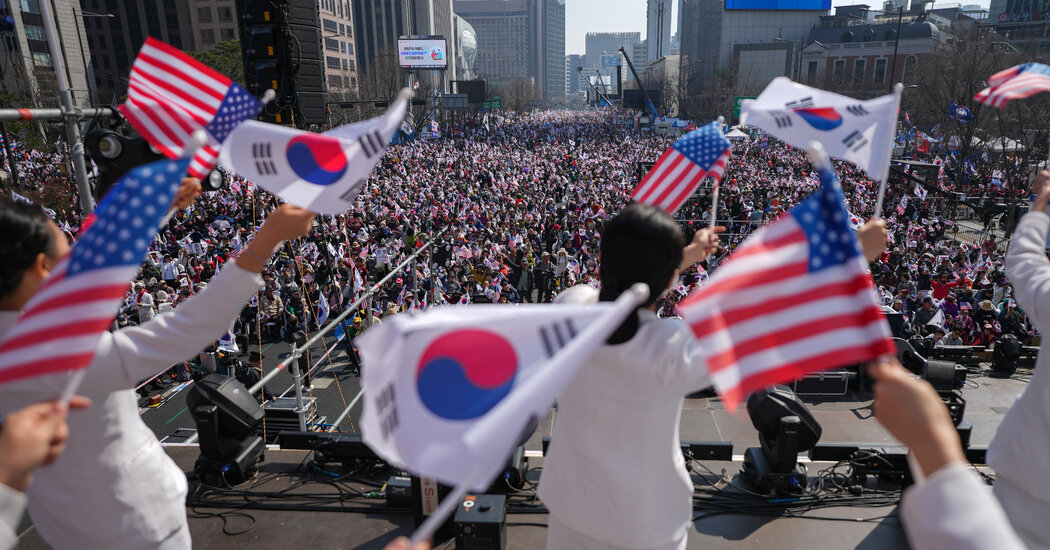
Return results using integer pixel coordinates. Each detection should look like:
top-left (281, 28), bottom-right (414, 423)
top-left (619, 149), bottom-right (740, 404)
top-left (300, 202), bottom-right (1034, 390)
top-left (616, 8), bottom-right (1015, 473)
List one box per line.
top-left (186, 374), bottom-right (265, 486)
top-left (742, 385), bottom-right (822, 492)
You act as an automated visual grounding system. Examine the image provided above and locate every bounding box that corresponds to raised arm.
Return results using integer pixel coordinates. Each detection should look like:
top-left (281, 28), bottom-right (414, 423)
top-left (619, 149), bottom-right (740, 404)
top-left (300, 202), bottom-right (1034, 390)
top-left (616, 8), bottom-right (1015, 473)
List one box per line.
top-left (1005, 170), bottom-right (1050, 330)
top-left (80, 206), bottom-right (315, 396)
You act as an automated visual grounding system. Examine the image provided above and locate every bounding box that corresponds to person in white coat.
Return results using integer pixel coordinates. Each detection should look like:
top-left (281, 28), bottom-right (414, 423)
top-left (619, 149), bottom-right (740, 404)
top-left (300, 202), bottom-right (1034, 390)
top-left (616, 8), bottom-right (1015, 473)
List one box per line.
top-left (869, 358), bottom-right (1025, 550)
top-left (0, 189), bottom-right (314, 550)
top-left (0, 397), bottom-right (89, 550)
top-left (992, 169), bottom-right (1050, 550)
top-left (539, 204), bottom-right (721, 550)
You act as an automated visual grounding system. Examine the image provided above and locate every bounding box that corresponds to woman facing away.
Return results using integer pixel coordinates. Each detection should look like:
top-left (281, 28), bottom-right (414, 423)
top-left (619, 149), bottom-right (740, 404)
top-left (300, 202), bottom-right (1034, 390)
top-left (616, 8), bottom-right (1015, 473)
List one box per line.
top-left (538, 204), bottom-right (890, 550)
top-left (538, 204), bottom-right (720, 550)
top-left (0, 191), bottom-right (314, 550)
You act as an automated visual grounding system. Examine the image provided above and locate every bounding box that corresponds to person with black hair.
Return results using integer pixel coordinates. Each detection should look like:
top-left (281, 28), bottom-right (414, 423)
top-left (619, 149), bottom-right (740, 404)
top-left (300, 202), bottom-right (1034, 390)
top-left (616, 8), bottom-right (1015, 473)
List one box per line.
top-left (0, 195), bottom-right (314, 550)
top-left (538, 203), bottom-right (721, 550)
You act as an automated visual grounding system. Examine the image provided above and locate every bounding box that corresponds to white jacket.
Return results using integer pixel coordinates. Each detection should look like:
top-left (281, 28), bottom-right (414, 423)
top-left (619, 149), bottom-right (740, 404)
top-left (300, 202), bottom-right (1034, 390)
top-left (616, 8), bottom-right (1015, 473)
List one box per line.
top-left (0, 483), bottom-right (24, 550)
top-left (901, 462), bottom-right (1025, 550)
top-left (0, 262), bottom-right (261, 550)
top-left (538, 286), bottom-right (711, 549)
top-left (995, 209), bottom-right (1050, 549)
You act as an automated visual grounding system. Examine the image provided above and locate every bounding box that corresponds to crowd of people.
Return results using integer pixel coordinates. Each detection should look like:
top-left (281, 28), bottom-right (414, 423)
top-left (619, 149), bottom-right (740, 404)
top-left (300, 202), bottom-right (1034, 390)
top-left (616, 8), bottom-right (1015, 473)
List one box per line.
top-left (0, 108), bottom-right (1047, 550)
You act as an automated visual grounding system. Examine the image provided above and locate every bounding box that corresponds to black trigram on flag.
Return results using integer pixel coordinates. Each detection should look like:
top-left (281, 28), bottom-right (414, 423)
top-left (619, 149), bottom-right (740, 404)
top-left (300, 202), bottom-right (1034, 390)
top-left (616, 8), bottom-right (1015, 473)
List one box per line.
top-left (339, 178), bottom-right (368, 202)
top-left (770, 109), bottom-right (793, 128)
top-left (357, 129), bottom-right (385, 159)
top-left (845, 104), bottom-right (870, 116)
top-left (374, 382), bottom-right (399, 440)
top-left (842, 130), bottom-right (868, 152)
top-left (784, 96), bottom-right (814, 109)
top-left (252, 142), bottom-right (278, 175)
top-left (539, 318), bottom-right (579, 358)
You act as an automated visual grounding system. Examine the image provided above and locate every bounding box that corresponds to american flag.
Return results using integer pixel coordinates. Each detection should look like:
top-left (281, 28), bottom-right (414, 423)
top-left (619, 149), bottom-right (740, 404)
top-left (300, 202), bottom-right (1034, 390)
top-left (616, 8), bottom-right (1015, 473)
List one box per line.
top-left (678, 160), bottom-right (894, 409)
top-left (118, 37), bottom-right (262, 178)
top-left (631, 122), bottom-right (731, 214)
top-left (0, 159), bottom-right (191, 385)
top-left (975, 63), bottom-right (1050, 108)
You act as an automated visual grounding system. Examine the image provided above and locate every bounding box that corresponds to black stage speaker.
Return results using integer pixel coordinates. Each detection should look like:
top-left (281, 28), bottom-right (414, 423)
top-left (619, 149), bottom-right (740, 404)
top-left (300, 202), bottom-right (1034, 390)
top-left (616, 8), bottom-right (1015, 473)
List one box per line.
top-left (237, 0), bottom-right (327, 125)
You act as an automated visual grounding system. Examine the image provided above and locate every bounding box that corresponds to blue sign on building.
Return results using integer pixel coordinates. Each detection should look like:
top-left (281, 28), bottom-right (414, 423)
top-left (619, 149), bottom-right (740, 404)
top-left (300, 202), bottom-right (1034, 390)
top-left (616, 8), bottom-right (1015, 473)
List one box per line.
top-left (725, 0), bottom-right (830, 10)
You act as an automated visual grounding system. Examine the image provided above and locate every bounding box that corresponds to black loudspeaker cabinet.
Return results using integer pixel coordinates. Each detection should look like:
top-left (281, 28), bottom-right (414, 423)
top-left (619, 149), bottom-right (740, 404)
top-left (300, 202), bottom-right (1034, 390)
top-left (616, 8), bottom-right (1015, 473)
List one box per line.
top-left (454, 494), bottom-right (507, 550)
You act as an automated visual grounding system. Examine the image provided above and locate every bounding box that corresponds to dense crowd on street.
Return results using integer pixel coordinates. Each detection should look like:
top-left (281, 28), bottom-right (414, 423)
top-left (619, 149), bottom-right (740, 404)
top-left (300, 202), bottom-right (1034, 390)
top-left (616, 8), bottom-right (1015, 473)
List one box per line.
top-left (2, 111), bottom-right (1038, 390)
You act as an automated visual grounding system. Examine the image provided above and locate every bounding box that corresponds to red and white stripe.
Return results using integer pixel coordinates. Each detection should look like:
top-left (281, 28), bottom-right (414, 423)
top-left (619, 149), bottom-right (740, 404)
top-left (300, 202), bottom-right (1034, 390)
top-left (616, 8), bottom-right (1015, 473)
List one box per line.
top-left (679, 218), bottom-right (893, 408)
top-left (974, 68), bottom-right (1050, 109)
top-left (631, 148), bottom-right (729, 214)
top-left (0, 260), bottom-right (130, 384)
top-left (118, 37), bottom-right (230, 174)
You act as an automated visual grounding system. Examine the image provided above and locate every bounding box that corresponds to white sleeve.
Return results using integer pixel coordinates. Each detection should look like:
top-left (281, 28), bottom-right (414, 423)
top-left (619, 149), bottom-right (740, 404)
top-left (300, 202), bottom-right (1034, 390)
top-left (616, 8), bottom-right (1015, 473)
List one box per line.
top-left (900, 462), bottom-right (1025, 550)
top-left (77, 262), bottom-right (262, 397)
top-left (0, 483), bottom-right (26, 550)
top-left (1005, 211), bottom-right (1050, 331)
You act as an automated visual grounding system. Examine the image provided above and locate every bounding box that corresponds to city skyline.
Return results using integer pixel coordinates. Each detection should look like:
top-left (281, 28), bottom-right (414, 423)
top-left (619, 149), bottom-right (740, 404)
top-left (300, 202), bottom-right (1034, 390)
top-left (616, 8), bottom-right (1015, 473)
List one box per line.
top-left (564, 0), bottom-right (992, 54)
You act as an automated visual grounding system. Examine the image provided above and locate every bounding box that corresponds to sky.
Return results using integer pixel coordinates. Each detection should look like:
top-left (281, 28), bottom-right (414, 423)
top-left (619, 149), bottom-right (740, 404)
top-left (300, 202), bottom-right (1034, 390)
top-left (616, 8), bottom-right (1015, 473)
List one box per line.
top-left (564, 0), bottom-right (992, 55)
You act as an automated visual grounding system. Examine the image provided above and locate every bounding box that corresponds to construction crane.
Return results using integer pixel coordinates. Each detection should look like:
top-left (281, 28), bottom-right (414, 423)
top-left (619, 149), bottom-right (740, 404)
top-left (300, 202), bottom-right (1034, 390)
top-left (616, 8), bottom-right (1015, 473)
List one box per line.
top-left (618, 46), bottom-right (659, 119)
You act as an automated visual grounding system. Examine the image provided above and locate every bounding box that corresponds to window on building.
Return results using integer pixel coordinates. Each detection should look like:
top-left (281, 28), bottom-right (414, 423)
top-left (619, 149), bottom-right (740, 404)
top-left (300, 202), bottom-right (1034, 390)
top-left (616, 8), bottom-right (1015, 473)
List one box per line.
top-left (339, 23), bottom-right (345, 35)
top-left (24, 24), bottom-right (44, 40)
top-left (902, 55), bottom-right (918, 83)
top-left (18, 0), bottom-right (39, 14)
top-left (323, 19), bottom-right (338, 33)
top-left (874, 58), bottom-right (887, 84)
top-left (342, 59), bottom-right (348, 70)
top-left (853, 59), bottom-right (865, 84)
top-left (348, 60), bottom-right (355, 72)
top-left (807, 61), bottom-right (817, 85)
top-left (218, 6), bottom-right (232, 22)
top-left (346, 43), bottom-right (353, 55)
top-left (98, 35), bottom-right (106, 48)
top-left (200, 28), bottom-right (215, 44)
top-left (326, 56), bottom-right (341, 69)
top-left (31, 52), bottom-right (51, 67)
top-left (325, 37), bottom-right (339, 51)
top-left (350, 77), bottom-right (356, 88)
top-left (221, 27), bottom-right (235, 41)
top-left (833, 59), bottom-right (845, 83)
top-left (101, 55), bottom-right (110, 69)
top-left (198, 6), bottom-right (212, 23)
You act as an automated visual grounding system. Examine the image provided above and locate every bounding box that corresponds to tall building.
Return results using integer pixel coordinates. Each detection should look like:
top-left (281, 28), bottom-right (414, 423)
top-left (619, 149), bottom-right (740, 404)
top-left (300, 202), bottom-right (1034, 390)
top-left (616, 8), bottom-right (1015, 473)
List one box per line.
top-left (540, 0), bottom-right (565, 100)
top-left (352, 0), bottom-right (457, 91)
top-left (585, 31), bottom-right (640, 68)
top-left (565, 53), bottom-right (585, 96)
top-left (678, 0), bottom-right (827, 118)
top-left (454, 0), bottom-right (531, 89)
top-left (80, 1), bottom-right (193, 104)
top-left (455, 0), bottom-right (563, 101)
top-left (0, 0), bottom-right (92, 107)
top-left (647, 0), bottom-right (673, 62)
top-left (186, 0), bottom-right (240, 50)
top-left (320, 0), bottom-right (358, 99)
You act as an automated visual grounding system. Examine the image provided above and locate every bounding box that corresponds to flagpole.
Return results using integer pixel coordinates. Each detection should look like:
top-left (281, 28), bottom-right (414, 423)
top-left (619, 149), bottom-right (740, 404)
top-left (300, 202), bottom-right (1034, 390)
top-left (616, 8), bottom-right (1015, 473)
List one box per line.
top-left (873, 83), bottom-right (904, 220)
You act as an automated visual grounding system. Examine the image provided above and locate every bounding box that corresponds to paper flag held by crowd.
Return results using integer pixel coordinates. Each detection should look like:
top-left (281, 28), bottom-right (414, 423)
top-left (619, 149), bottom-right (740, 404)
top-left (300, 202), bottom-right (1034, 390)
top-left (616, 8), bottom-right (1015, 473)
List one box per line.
top-left (220, 89), bottom-right (411, 215)
top-left (118, 37), bottom-right (262, 178)
top-left (975, 62), bottom-right (1050, 108)
top-left (739, 77), bottom-right (897, 181)
top-left (0, 158), bottom-right (191, 386)
top-left (630, 121), bottom-right (731, 214)
top-left (678, 143), bottom-right (894, 409)
top-left (356, 286), bottom-right (648, 490)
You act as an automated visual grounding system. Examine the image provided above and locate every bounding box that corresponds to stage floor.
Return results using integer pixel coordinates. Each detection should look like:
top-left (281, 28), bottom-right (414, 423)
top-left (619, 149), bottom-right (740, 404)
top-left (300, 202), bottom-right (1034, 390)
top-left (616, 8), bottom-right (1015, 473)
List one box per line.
top-left (14, 361), bottom-right (1031, 549)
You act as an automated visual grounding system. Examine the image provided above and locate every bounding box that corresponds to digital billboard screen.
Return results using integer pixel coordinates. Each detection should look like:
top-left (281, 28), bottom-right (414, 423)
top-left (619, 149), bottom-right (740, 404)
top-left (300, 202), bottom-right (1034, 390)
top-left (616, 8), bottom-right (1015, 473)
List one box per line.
top-left (397, 38), bottom-right (448, 69)
top-left (725, 0), bottom-right (830, 10)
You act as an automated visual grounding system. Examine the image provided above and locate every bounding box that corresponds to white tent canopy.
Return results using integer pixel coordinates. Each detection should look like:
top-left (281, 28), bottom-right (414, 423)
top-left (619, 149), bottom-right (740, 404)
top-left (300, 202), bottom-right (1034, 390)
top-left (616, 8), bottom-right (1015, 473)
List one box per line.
top-left (725, 128), bottom-right (748, 141)
top-left (984, 136), bottom-right (1025, 153)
